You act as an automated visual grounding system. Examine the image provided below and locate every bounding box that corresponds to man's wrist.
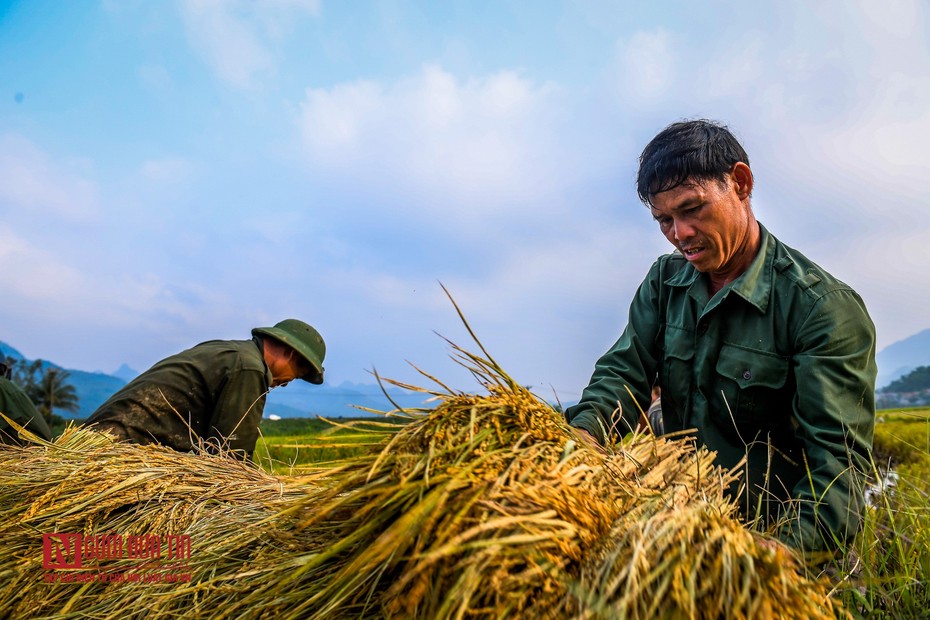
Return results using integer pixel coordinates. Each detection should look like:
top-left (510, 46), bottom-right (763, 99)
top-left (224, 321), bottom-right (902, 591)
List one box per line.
top-left (568, 412), bottom-right (605, 445)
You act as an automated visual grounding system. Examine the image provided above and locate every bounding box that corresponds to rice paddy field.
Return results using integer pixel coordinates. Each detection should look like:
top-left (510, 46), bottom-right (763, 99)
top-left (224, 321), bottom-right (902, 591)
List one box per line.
top-left (2, 333), bottom-right (928, 618)
top-left (849, 407), bottom-right (930, 618)
top-left (254, 417), bottom-right (395, 474)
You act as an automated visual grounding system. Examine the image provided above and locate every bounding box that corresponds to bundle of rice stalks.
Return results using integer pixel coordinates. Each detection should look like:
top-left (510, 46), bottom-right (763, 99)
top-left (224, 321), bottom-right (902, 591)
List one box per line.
top-left (182, 305), bottom-right (839, 618)
top-left (0, 424), bottom-right (321, 618)
top-left (0, 297), bottom-right (844, 619)
top-left (573, 499), bottom-right (842, 619)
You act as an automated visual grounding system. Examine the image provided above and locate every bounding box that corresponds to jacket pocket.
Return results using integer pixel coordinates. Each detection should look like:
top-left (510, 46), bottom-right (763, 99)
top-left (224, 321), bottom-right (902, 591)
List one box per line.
top-left (714, 344), bottom-right (790, 433)
top-left (661, 326), bottom-right (695, 428)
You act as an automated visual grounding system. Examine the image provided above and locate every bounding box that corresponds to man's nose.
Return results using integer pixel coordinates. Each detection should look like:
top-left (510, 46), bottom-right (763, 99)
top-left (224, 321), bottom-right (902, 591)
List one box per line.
top-left (673, 219), bottom-right (695, 242)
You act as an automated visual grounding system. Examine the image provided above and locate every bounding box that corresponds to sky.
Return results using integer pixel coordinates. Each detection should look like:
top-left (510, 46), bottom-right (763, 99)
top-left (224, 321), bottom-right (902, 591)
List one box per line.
top-left (1, 0), bottom-right (929, 402)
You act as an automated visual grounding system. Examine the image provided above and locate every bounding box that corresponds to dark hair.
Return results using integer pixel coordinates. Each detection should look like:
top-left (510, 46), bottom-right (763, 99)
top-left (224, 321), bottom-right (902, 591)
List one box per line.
top-left (636, 119), bottom-right (750, 206)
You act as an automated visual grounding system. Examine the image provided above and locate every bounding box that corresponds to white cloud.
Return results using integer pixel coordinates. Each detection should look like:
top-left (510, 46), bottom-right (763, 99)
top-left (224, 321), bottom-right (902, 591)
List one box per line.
top-left (176, 0), bottom-right (320, 89)
top-left (0, 227), bottom-right (86, 301)
top-left (299, 79), bottom-right (383, 154)
top-left (139, 158), bottom-right (195, 183)
top-left (854, 0), bottom-right (923, 42)
top-left (178, 0), bottom-right (274, 88)
top-left (296, 64), bottom-right (576, 227)
top-left (0, 134), bottom-right (99, 221)
top-left (300, 213), bottom-right (664, 394)
top-left (0, 222), bottom-right (247, 376)
top-left (613, 29), bottom-right (675, 103)
top-left (436, 222), bottom-right (664, 390)
top-left (0, 223), bottom-right (229, 329)
top-left (7, 0), bottom-right (930, 384)
top-left (823, 225), bottom-right (930, 351)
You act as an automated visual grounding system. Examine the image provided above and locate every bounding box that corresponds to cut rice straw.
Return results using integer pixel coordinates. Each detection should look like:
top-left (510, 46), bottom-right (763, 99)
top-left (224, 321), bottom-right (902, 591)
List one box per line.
top-left (0, 296), bottom-right (843, 619)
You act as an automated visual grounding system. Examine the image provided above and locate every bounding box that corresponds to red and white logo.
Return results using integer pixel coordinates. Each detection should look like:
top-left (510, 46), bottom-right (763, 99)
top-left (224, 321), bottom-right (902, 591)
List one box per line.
top-left (42, 533), bottom-right (83, 569)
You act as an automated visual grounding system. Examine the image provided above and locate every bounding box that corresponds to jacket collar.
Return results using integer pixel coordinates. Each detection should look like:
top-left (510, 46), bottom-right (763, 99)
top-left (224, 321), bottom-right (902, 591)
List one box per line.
top-left (664, 223), bottom-right (774, 313)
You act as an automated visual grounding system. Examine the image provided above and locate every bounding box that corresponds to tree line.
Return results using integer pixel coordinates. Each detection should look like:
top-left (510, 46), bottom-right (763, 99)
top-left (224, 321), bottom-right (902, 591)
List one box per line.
top-left (3, 357), bottom-right (80, 426)
top-left (880, 365), bottom-right (930, 394)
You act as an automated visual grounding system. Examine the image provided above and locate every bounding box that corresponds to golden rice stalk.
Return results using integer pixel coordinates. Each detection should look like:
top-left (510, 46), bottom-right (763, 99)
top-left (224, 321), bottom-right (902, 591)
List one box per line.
top-left (0, 292), bottom-right (845, 619)
top-left (570, 498), bottom-right (843, 620)
top-left (0, 359), bottom-right (739, 619)
top-left (197, 325), bottom-right (787, 619)
top-left (188, 376), bottom-right (732, 619)
top-left (0, 425), bottom-right (323, 619)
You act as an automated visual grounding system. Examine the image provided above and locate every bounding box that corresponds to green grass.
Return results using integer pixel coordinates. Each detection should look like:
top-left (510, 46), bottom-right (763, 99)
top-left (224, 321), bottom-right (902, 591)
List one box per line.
top-left (254, 416), bottom-right (406, 475)
top-left (837, 407), bottom-right (930, 618)
top-left (873, 408), bottom-right (930, 466)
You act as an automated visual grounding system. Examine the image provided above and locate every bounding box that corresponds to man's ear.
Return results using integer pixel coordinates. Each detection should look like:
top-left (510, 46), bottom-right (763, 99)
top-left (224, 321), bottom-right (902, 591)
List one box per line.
top-left (731, 162), bottom-right (753, 199)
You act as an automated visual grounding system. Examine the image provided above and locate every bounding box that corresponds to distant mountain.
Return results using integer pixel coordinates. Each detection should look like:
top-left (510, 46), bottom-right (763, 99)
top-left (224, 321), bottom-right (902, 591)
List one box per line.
top-left (879, 366), bottom-right (930, 394)
top-left (264, 379), bottom-right (434, 419)
top-left (876, 328), bottom-right (930, 390)
top-left (876, 365), bottom-right (930, 409)
top-left (0, 341), bottom-right (25, 361)
top-left (68, 370), bottom-right (128, 417)
top-left (1, 340), bottom-right (128, 417)
top-left (111, 363), bottom-right (139, 382)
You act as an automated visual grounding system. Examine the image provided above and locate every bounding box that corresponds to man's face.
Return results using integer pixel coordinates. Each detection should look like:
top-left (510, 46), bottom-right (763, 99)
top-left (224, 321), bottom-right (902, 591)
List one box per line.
top-left (648, 165), bottom-right (756, 281)
top-left (268, 348), bottom-right (311, 387)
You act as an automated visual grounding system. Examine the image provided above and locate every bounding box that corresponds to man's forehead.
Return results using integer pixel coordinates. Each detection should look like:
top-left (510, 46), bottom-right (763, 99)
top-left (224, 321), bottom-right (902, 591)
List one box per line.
top-left (649, 180), bottom-right (709, 210)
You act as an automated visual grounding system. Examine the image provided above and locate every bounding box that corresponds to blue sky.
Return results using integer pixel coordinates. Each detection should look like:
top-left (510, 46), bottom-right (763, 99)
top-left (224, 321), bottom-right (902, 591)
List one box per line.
top-left (1, 0), bottom-right (929, 400)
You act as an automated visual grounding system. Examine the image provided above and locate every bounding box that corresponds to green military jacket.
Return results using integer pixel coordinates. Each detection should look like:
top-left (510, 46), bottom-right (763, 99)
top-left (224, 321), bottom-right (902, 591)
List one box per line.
top-left (86, 338), bottom-right (272, 458)
top-left (0, 376), bottom-right (53, 444)
top-left (565, 224), bottom-right (876, 552)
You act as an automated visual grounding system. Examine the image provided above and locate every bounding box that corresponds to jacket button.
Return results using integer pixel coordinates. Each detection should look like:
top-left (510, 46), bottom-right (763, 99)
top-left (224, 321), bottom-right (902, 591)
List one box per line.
top-left (743, 370), bottom-right (752, 380)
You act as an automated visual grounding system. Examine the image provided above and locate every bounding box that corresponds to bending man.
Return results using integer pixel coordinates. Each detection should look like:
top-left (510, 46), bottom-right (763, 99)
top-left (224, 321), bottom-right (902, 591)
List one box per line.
top-left (86, 319), bottom-right (325, 459)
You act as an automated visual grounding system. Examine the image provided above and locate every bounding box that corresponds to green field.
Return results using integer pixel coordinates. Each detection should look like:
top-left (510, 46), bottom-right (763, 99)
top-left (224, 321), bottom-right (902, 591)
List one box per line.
top-left (873, 407), bottom-right (930, 466)
top-left (253, 416), bottom-right (406, 475)
top-left (253, 408), bottom-right (930, 474)
top-left (842, 407), bottom-right (930, 617)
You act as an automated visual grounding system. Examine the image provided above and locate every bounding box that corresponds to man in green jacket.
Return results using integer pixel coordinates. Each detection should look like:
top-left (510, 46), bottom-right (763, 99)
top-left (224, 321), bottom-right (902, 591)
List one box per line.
top-left (565, 120), bottom-right (876, 553)
top-left (0, 361), bottom-right (53, 444)
top-left (85, 319), bottom-right (325, 459)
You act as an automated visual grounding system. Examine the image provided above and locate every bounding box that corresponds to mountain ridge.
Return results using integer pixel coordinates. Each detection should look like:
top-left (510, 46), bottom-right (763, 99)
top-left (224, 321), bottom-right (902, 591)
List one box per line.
top-left (876, 328), bottom-right (930, 390)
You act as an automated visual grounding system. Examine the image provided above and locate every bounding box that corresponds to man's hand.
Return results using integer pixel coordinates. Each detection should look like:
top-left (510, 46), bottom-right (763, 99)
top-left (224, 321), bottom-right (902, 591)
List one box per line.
top-left (571, 427), bottom-right (606, 453)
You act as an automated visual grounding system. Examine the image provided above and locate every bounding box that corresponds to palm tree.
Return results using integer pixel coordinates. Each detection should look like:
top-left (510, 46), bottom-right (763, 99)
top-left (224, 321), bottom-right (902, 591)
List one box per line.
top-left (28, 366), bottom-right (80, 422)
top-left (6, 357), bottom-right (42, 391)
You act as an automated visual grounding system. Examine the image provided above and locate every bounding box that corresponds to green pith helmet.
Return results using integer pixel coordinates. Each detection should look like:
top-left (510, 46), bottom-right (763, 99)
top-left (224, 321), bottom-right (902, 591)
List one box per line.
top-left (252, 319), bottom-right (325, 384)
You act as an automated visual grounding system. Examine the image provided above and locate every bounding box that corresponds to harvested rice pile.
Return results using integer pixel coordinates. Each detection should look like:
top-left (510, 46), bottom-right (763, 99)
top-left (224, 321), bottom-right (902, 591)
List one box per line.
top-left (0, 336), bottom-right (843, 619)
